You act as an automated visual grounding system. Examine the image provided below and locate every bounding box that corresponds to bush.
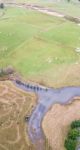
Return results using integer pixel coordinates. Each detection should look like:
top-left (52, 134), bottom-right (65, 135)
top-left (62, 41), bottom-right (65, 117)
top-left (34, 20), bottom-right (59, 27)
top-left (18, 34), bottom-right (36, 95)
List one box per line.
top-left (65, 139), bottom-right (76, 150)
top-left (0, 3), bottom-right (4, 9)
top-left (0, 66), bottom-right (14, 78)
top-left (64, 120), bottom-right (80, 150)
top-left (0, 69), bottom-right (5, 77)
top-left (68, 128), bottom-right (79, 140)
top-left (64, 16), bottom-right (80, 23)
top-left (71, 120), bottom-right (80, 129)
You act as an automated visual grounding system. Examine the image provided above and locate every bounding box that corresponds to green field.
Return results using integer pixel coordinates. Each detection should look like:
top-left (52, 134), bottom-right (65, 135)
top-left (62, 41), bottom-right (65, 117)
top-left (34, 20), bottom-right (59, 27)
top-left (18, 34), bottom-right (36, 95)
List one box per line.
top-left (0, 6), bottom-right (80, 87)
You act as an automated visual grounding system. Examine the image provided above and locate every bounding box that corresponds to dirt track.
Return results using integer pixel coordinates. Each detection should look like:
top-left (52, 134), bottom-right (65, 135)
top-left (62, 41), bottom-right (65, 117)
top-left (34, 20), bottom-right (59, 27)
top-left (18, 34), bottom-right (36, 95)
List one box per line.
top-left (5, 3), bottom-right (80, 23)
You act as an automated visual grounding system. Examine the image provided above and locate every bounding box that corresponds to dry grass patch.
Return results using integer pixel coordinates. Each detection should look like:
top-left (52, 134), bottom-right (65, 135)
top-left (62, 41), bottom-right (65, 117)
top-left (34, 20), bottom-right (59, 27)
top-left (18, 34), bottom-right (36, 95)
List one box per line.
top-left (0, 80), bottom-right (36, 150)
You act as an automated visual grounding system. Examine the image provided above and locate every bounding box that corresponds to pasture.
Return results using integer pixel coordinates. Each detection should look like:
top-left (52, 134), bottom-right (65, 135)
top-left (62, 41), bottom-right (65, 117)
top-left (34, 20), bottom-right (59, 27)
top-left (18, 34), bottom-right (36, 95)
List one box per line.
top-left (0, 6), bottom-right (80, 87)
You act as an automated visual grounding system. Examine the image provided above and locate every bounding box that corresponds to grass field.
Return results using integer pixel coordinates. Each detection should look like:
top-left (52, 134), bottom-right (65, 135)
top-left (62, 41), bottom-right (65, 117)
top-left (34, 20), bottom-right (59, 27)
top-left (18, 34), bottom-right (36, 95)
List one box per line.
top-left (0, 6), bottom-right (80, 87)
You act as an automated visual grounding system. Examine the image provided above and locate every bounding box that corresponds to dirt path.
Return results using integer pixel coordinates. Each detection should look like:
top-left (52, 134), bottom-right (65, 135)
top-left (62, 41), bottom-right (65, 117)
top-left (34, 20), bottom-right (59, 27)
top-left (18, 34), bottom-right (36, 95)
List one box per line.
top-left (30, 5), bottom-right (64, 18)
top-left (5, 3), bottom-right (80, 24)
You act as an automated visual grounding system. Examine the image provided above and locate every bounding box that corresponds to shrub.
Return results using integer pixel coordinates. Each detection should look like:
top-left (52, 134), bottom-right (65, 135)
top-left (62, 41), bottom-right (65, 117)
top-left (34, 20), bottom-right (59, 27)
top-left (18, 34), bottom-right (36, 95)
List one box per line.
top-left (65, 139), bottom-right (76, 150)
top-left (0, 3), bottom-right (4, 9)
top-left (0, 69), bottom-right (5, 77)
top-left (64, 120), bottom-right (80, 150)
top-left (71, 120), bottom-right (80, 129)
top-left (68, 128), bottom-right (79, 140)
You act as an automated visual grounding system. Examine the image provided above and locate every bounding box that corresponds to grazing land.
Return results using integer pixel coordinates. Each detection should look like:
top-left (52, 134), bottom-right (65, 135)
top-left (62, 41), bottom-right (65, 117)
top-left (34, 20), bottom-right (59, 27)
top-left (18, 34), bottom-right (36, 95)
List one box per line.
top-left (0, 6), bottom-right (80, 87)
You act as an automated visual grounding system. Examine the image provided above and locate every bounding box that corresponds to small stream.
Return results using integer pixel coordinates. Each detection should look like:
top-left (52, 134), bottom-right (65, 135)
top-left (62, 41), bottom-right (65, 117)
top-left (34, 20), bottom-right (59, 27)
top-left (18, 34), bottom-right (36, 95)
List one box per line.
top-left (13, 79), bottom-right (80, 150)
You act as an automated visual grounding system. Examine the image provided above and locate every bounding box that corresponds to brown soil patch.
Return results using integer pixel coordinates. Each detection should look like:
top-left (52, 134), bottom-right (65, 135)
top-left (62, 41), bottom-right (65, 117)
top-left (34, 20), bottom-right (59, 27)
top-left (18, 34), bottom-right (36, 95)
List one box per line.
top-left (43, 100), bottom-right (80, 150)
